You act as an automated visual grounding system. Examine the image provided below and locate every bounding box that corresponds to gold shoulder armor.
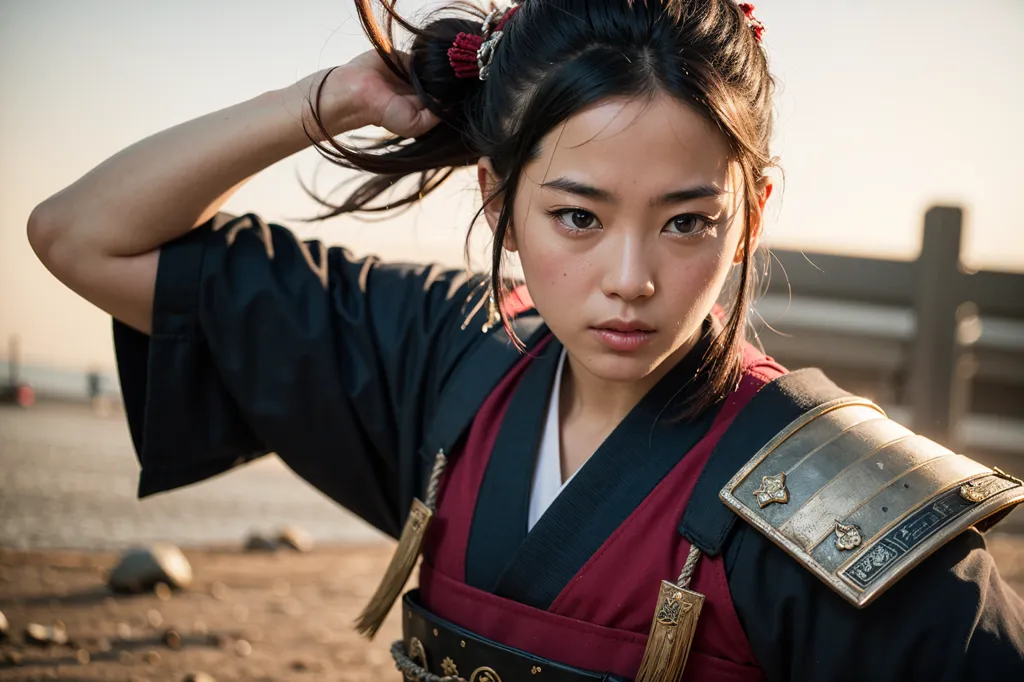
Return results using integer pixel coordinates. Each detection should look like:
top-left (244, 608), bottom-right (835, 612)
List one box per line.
top-left (719, 397), bottom-right (1024, 608)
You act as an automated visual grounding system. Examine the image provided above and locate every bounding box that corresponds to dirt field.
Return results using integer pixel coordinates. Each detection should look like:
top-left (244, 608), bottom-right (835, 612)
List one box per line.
top-left (0, 544), bottom-right (404, 681)
top-left (2, 537), bottom-right (1023, 682)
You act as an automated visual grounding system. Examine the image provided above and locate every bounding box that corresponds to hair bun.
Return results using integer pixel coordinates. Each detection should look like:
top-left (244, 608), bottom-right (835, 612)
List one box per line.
top-left (410, 15), bottom-right (488, 116)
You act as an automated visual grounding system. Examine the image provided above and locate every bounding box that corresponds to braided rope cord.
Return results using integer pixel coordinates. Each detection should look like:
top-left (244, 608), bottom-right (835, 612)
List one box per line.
top-left (675, 543), bottom-right (702, 588)
top-left (425, 450), bottom-right (447, 509)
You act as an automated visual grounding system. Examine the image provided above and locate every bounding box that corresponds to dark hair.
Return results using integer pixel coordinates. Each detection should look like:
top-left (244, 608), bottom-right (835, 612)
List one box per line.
top-left (306, 0), bottom-right (776, 416)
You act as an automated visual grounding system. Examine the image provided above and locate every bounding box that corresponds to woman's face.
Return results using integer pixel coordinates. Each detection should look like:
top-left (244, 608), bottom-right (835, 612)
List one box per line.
top-left (484, 94), bottom-right (763, 384)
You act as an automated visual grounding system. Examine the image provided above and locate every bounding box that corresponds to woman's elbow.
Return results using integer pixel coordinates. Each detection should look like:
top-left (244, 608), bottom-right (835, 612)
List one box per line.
top-left (27, 199), bottom-right (59, 262)
top-left (27, 197), bottom-right (87, 281)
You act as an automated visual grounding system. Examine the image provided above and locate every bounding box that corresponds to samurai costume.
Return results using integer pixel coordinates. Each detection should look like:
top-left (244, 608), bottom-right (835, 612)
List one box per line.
top-left (114, 214), bottom-right (1024, 681)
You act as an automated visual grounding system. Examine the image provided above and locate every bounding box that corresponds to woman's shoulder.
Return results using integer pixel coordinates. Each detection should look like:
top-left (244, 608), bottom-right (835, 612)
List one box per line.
top-left (717, 356), bottom-right (1024, 609)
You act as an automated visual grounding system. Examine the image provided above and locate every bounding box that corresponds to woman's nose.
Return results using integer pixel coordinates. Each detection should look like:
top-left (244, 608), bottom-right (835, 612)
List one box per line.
top-left (600, 234), bottom-right (655, 302)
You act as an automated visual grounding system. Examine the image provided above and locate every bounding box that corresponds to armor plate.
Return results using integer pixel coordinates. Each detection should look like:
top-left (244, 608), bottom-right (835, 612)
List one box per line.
top-left (720, 397), bottom-right (1024, 608)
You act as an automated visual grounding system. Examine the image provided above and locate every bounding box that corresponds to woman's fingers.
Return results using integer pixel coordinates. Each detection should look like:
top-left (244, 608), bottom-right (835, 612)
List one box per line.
top-left (380, 93), bottom-right (440, 138)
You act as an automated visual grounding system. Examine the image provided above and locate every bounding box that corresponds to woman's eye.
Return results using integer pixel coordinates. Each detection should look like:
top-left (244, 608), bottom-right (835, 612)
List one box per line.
top-left (553, 209), bottom-right (599, 232)
top-left (665, 214), bottom-right (710, 236)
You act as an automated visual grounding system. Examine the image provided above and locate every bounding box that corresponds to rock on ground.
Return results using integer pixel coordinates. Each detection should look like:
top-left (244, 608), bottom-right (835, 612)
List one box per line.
top-left (108, 545), bottom-right (193, 594)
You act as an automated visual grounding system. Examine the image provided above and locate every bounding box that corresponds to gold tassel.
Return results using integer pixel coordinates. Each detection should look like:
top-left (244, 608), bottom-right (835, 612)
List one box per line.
top-left (481, 286), bottom-right (501, 333)
top-left (634, 545), bottom-right (705, 682)
top-left (355, 450), bottom-right (448, 639)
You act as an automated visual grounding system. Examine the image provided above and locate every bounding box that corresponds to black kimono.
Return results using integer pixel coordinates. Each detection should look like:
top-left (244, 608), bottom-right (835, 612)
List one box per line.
top-left (114, 213), bottom-right (1024, 681)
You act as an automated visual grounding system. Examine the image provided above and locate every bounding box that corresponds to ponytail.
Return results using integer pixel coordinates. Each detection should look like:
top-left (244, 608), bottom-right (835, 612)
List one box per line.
top-left (303, 1), bottom-right (491, 219)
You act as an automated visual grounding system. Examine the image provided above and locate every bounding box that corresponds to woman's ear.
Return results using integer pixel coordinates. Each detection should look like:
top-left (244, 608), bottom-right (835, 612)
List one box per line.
top-left (734, 176), bottom-right (773, 264)
top-left (478, 158), bottom-right (517, 252)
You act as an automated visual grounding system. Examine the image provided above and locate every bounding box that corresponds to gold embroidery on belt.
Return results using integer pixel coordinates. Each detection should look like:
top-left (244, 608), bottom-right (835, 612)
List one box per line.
top-left (441, 657), bottom-right (459, 676)
top-left (469, 666), bottom-right (502, 682)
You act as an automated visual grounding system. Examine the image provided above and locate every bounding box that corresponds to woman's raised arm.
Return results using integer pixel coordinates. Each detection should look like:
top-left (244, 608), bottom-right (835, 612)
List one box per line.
top-left (26, 54), bottom-right (438, 333)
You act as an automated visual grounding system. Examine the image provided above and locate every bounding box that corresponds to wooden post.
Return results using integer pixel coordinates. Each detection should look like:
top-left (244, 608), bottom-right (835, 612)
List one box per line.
top-left (909, 207), bottom-right (964, 447)
top-left (951, 302), bottom-right (981, 450)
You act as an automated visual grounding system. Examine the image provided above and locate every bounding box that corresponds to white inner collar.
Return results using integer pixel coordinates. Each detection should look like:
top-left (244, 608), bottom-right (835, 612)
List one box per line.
top-left (527, 346), bottom-right (581, 531)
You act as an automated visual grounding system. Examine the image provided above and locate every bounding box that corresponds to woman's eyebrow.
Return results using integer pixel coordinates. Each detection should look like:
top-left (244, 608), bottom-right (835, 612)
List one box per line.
top-left (654, 184), bottom-right (726, 206)
top-left (539, 177), bottom-right (725, 205)
top-left (540, 177), bottom-right (614, 202)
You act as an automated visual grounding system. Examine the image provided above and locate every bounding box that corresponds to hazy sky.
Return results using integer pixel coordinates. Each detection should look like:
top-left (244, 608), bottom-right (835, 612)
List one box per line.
top-left (2, 0), bottom-right (1022, 371)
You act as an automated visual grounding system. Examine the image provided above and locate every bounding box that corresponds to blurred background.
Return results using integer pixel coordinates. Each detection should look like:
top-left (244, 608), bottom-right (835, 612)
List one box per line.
top-left (1, 0), bottom-right (1022, 679)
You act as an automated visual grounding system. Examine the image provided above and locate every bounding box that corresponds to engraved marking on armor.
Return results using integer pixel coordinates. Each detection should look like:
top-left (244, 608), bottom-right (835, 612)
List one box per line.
top-left (961, 474), bottom-right (1020, 503)
top-left (840, 486), bottom-right (976, 588)
top-left (470, 666), bottom-right (502, 682)
top-left (754, 473), bottom-right (789, 508)
top-left (441, 656), bottom-right (459, 676)
top-left (834, 520), bottom-right (862, 550)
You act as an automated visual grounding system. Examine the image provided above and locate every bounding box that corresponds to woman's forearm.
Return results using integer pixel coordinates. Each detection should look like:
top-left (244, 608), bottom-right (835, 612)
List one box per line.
top-left (29, 74), bottom-right (344, 261)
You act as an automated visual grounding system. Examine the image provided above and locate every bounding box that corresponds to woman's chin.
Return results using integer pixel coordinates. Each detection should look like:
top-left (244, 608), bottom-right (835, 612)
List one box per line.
top-left (574, 351), bottom-right (663, 384)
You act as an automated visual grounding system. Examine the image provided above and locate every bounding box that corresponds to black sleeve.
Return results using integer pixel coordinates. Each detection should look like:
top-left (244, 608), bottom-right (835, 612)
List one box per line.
top-left (725, 525), bottom-right (1024, 681)
top-left (113, 212), bottom-right (484, 538)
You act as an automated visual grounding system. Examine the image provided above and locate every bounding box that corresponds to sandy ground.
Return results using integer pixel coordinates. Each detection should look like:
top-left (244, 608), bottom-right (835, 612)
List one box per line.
top-left (0, 543), bottom-right (406, 681)
top-left (1, 537), bottom-right (1023, 682)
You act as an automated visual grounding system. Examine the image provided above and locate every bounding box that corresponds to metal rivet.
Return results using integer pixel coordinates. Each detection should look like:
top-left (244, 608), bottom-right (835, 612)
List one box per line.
top-left (460, 640), bottom-right (466, 648)
top-left (433, 628), bottom-right (438, 637)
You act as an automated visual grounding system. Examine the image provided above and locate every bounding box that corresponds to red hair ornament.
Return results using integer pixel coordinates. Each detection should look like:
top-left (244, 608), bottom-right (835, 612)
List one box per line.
top-left (447, 33), bottom-right (484, 79)
top-left (737, 3), bottom-right (766, 42)
top-left (447, 3), bottom-right (521, 80)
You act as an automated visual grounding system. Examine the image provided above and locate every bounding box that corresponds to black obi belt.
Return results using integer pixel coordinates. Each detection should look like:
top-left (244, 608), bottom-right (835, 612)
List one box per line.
top-left (392, 590), bottom-right (631, 682)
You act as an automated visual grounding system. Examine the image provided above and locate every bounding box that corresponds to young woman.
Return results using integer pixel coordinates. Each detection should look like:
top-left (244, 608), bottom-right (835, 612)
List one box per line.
top-left (28, 1), bottom-right (1024, 680)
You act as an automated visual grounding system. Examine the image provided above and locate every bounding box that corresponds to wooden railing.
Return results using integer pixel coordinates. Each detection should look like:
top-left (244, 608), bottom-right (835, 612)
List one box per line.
top-left (754, 206), bottom-right (1024, 482)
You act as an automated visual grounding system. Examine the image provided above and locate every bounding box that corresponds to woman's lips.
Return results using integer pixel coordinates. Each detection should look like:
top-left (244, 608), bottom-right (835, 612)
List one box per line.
top-left (590, 327), bottom-right (656, 352)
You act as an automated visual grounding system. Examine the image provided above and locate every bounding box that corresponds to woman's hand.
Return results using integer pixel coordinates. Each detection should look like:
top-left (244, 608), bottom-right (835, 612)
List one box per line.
top-left (303, 50), bottom-right (440, 139)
